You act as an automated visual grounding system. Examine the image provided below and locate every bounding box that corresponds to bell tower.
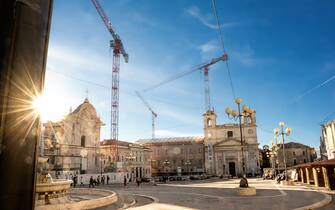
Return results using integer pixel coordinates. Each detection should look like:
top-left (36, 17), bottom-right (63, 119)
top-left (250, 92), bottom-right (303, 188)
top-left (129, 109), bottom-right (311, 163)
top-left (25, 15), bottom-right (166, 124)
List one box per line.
top-left (203, 109), bottom-right (217, 175)
top-left (203, 109), bottom-right (217, 145)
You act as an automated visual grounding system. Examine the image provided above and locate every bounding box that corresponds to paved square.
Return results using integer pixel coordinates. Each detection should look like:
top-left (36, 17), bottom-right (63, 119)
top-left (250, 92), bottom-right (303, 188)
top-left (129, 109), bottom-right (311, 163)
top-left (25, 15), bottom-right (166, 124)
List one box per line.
top-left (92, 178), bottom-right (334, 210)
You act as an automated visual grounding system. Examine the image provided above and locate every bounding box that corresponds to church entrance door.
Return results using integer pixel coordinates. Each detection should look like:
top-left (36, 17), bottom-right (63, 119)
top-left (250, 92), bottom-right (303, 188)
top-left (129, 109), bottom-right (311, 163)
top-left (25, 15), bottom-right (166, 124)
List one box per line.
top-left (229, 162), bottom-right (236, 177)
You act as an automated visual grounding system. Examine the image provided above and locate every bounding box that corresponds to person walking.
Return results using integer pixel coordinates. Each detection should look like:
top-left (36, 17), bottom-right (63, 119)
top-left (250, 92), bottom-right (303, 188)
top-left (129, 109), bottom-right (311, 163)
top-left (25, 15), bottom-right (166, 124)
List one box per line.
top-left (136, 177), bottom-right (141, 187)
top-left (123, 176), bottom-right (127, 187)
top-left (89, 176), bottom-right (94, 188)
top-left (102, 175), bottom-right (105, 185)
top-left (73, 175), bottom-right (78, 188)
top-left (107, 175), bottom-right (110, 185)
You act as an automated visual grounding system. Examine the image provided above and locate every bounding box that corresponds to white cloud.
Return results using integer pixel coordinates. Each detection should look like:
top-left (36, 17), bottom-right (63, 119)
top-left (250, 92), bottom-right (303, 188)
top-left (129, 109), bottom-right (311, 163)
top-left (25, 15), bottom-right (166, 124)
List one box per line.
top-left (230, 46), bottom-right (273, 66)
top-left (47, 44), bottom-right (108, 74)
top-left (199, 40), bottom-right (219, 53)
top-left (159, 108), bottom-right (202, 126)
top-left (186, 6), bottom-right (239, 30)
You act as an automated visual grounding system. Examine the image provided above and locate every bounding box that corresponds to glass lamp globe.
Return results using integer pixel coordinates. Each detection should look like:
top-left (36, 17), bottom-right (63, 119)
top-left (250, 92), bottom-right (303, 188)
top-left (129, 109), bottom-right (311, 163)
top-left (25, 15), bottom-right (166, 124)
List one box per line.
top-left (225, 107), bottom-right (232, 115)
top-left (279, 122), bottom-right (285, 127)
top-left (242, 105), bottom-right (249, 112)
top-left (235, 97), bottom-right (242, 105)
top-left (273, 128), bottom-right (279, 136)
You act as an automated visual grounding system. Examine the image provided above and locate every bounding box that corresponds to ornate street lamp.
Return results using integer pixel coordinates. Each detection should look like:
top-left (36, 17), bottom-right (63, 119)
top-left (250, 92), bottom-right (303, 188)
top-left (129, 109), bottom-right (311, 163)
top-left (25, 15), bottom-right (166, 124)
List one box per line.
top-left (274, 122), bottom-right (292, 180)
top-left (225, 97), bottom-right (254, 181)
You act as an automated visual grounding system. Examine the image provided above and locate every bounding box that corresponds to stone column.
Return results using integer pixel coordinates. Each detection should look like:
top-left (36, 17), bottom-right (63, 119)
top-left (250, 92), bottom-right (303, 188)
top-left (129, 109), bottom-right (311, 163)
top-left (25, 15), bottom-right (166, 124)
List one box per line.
top-left (312, 168), bottom-right (319, 187)
top-left (305, 168), bottom-right (310, 185)
top-left (300, 168), bottom-right (305, 183)
top-left (322, 167), bottom-right (330, 190)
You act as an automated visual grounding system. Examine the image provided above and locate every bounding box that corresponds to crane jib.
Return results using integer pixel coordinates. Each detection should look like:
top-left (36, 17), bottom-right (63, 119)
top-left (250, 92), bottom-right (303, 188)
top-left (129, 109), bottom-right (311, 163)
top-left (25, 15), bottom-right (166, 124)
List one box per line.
top-left (91, 0), bottom-right (128, 63)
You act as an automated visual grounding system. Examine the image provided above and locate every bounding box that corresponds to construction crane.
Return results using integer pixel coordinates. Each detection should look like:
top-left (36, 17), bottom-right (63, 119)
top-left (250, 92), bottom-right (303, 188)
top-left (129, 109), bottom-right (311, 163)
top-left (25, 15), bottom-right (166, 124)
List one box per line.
top-left (135, 91), bottom-right (158, 139)
top-left (143, 53), bottom-right (228, 111)
top-left (91, 0), bottom-right (128, 161)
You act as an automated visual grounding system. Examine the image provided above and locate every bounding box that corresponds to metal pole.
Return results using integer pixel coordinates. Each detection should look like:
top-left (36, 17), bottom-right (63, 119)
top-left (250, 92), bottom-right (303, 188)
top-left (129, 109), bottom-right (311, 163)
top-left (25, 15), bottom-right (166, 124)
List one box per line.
top-left (237, 104), bottom-right (245, 177)
top-left (101, 156), bottom-right (103, 176)
top-left (281, 130), bottom-right (287, 180)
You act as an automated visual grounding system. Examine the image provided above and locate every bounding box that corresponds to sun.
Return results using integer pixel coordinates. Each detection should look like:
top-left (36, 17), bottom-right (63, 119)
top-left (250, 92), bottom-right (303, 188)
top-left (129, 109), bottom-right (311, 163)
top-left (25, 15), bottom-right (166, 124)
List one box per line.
top-left (32, 90), bottom-right (66, 122)
top-left (32, 95), bottom-right (48, 121)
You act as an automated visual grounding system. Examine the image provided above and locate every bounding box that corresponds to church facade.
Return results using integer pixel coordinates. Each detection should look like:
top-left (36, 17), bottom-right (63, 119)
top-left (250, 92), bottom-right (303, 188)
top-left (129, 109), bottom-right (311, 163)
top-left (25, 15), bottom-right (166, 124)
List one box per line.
top-left (203, 110), bottom-right (260, 177)
top-left (43, 98), bottom-right (104, 174)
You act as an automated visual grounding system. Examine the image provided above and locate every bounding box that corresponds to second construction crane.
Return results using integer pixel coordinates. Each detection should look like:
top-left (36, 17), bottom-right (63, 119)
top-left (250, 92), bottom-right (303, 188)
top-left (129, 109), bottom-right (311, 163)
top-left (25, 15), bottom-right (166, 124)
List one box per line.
top-left (135, 91), bottom-right (157, 139)
top-left (92, 0), bottom-right (128, 160)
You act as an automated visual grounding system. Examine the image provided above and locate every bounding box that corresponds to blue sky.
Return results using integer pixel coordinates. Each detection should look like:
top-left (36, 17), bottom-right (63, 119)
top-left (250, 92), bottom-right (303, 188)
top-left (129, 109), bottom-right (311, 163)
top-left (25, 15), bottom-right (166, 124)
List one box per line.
top-left (44, 0), bottom-right (335, 150)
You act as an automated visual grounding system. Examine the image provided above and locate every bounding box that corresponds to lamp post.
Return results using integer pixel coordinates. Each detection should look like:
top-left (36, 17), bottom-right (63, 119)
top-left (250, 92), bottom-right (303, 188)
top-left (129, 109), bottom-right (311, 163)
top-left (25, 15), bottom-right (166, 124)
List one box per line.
top-left (274, 122), bottom-right (292, 181)
top-left (163, 159), bottom-right (170, 176)
top-left (100, 153), bottom-right (104, 176)
top-left (126, 152), bottom-right (135, 179)
top-left (225, 97), bottom-right (254, 180)
top-left (185, 160), bottom-right (191, 176)
top-left (270, 140), bottom-right (278, 176)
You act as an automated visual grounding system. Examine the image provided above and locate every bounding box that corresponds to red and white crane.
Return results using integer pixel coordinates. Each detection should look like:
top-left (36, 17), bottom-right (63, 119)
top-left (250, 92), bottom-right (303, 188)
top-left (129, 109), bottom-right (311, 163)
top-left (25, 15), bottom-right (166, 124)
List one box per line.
top-left (92, 0), bottom-right (128, 160)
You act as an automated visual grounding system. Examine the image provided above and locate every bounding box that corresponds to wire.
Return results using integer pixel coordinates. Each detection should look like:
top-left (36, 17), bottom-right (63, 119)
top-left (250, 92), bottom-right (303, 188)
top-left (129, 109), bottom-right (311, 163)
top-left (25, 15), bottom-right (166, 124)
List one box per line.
top-left (319, 111), bottom-right (335, 125)
top-left (210, 0), bottom-right (236, 100)
top-left (47, 69), bottom-right (202, 110)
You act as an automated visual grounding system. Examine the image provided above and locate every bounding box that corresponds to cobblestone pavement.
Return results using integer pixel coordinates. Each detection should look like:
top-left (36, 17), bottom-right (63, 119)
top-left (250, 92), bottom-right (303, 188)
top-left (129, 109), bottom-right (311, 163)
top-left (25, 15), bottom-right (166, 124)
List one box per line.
top-left (94, 178), bottom-right (334, 210)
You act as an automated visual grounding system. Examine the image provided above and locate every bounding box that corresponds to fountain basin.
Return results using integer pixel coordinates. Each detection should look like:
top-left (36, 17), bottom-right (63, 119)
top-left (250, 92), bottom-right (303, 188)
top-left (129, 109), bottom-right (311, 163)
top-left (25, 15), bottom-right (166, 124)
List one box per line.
top-left (236, 187), bottom-right (257, 196)
top-left (35, 179), bottom-right (72, 206)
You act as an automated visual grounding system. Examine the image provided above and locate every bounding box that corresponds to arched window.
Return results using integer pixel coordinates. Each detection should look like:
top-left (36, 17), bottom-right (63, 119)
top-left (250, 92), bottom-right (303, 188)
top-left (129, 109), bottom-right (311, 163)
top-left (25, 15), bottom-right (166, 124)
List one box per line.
top-left (207, 119), bottom-right (212, 126)
top-left (81, 136), bottom-right (86, 147)
top-left (227, 131), bottom-right (233, 138)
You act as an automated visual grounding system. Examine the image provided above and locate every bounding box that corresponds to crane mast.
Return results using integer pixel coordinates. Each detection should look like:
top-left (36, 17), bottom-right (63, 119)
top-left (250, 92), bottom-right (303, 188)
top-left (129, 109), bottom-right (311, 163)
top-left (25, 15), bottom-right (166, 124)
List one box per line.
top-left (91, 0), bottom-right (128, 162)
top-left (200, 54), bottom-right (228, 111)
top-left (135, 91), bottom-right (157, 139)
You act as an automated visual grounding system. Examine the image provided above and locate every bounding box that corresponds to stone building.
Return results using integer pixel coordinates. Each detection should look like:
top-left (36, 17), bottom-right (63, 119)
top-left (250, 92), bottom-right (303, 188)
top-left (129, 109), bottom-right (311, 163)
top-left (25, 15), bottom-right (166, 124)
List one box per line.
top-left (43, 98), bottom-right (104, 174)
top-left (204, 110), bottom-right (260, 177)
top-left (137, 137), bottom-right (205, 176)
top-left (320, 120), bottom-right (335, 160)
top-left (276, 142), bottom-right (317, 168)
top-left (100, 139), bottom-right (152, 179)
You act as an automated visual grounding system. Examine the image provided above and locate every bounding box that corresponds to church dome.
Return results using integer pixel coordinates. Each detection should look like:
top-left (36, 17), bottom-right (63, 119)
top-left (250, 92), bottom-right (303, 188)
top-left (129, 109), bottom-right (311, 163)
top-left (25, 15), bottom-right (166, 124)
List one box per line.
top-left (70, 98), bottom-right (98, 117)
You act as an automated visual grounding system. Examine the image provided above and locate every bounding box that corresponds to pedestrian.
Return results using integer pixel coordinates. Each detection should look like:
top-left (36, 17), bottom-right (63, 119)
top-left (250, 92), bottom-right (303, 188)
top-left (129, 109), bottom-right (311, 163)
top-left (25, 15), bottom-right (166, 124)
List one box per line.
top-left (107, 175), bottom-right (110, 185)
top-left (123, 176), bottom-right (127, 187)
top-left (80, 176), bottom-right (84, 186)
top-left (102, 175), bottom-right (105, 185)
top-left (136, 177), bottom-right (141, 187)
top-left (73, 175), bottom-right (77, 188)
top-left (97, 176), bottom-right (100, 186)
top-left (88, 176), bottom-right (94, 188)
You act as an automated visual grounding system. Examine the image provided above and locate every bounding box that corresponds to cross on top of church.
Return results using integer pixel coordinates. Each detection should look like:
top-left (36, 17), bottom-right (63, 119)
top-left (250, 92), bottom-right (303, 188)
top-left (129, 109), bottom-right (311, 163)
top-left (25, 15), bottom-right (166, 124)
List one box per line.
top-left (85, 89), bottom-right (89, 99)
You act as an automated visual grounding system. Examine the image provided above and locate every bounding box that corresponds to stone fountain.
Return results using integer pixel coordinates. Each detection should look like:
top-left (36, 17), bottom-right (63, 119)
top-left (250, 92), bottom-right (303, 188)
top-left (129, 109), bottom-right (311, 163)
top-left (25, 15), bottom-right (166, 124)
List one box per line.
top-left (35, 157), bottom-right (72, 206)
top-left (35, 157), bottom-right (118, 210)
